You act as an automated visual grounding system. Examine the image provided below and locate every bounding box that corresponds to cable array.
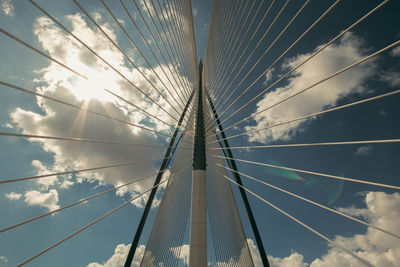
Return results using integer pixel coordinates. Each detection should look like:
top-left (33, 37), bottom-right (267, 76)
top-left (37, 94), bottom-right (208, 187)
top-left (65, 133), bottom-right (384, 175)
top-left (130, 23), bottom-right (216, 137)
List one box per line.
top-left (1, 0), bottom-right (197, 265)
top-left (1, 0), bottom-right (399, 266)
top-left (204, 0), bottom-right (399, 266)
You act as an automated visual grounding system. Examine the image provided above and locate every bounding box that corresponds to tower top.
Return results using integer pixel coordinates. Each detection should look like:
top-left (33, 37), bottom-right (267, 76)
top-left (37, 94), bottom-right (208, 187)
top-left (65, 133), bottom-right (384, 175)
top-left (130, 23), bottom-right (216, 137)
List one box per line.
top-left (198, 60), bottom-right (203, 71)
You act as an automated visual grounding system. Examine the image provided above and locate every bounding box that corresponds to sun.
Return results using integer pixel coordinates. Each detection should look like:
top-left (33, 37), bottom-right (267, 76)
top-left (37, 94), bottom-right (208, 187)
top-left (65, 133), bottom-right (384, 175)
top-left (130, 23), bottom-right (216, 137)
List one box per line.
top-left (69, 68), bottom-right (121, 103)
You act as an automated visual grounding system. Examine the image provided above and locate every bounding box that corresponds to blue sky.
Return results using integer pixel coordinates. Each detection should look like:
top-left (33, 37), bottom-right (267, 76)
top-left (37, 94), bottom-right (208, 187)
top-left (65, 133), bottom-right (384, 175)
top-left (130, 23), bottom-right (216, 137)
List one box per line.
top-left (0, 0), bottom-right (400, 266)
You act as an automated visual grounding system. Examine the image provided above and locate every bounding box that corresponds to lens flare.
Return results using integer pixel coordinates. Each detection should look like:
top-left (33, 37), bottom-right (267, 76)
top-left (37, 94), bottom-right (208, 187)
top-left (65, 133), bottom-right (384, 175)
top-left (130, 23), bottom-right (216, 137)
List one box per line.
top-left (260, 159), bottom-right (344, 205)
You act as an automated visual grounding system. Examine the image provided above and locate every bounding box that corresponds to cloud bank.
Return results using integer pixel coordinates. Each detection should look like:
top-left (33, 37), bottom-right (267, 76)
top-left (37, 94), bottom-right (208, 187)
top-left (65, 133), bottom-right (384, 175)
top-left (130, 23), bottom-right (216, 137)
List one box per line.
top-left (84, 191), bottom-right (399, 266)
top-left (353, 145), bottom-right (374, 157)
top-left (24, 189), bottom-right (60, 212)
top-left (87, 244), bottom-right (145, 267)
top-left (248, 191), bottom-right (400, 267)
top-left (8, 12), bottom-right (190, 210)
top-left (5, 192), bottom-right (22, 200)
top-left (245, 33), bottom-right (375, 143)
top-left (1, 0), bottom-right (14, 17)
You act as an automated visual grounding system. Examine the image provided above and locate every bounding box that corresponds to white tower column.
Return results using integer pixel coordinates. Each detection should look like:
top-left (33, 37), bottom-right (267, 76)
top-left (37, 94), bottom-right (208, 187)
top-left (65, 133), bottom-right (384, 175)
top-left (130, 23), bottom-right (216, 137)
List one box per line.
top-left (190, 60), bottom-right (207, 266)
top-left (190, 169), bottom-right (207, 266)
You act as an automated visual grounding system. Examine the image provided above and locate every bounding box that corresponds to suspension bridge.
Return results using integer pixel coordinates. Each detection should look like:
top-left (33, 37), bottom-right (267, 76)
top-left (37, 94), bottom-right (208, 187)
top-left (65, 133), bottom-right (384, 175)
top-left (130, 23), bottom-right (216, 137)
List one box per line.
top-left (0, 0), bottom-right (399, 266)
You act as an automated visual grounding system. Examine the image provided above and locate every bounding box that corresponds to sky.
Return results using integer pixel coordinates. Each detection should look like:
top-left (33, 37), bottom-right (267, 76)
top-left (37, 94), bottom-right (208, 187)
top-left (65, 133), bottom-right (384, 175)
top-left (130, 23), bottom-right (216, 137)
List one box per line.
top-left (0, 0), bottom-right (400, 266)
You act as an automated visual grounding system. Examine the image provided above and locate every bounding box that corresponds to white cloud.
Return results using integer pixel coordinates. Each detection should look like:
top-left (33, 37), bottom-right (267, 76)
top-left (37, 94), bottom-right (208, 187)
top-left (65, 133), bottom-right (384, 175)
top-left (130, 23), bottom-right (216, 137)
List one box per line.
top-left (353, 145), bottom-right (374, 157)
top-left (269, 252), bottom-right (308, 267)
top-left (379, 40), bottom-right (399, 88)
top-left (170, 244), bottom-right (189, 265)
top-left (31, 159), bottom-right (60, 189)
top-left (193, 8), bottom-right (198, 17)
top-left (1, 0), bottom-right (14, 17)
top-left (264, 68), bottom-right (274, 85)
top-left (0, 256), bottom-right (8, 263)
top-left (172, 242), bottom-right (252, 266)
top-left (24, 189), bottom-right (60, 212)
top-left (247, 238), bottom-right (307, 267)
top-left (87, 191), bottom-right (400, 267)
top-left (380, 71), bottom-right (400, 87)
top-left (247, 238), bottom-right (263, 266)
top-left (87, 244), bottom-right (145, 267)
top-left (390, 45), bottom-right (400, 57)
top-left (245, 33), bottom-right (376, 143)
top-left (138, 0), bottom-right (192, 44)
top-left (261, 191), bottom-right (400, 267)
top-left (5, 192), bottom-right (22, 200)
top-left (92, 11), bottom-right (102, 22)
top-left (336, 205), bottom-right (369, 218)
top-left (30, 159), bottom-right (74, 190)
top-left (117, 18), bottom-right (125, 26)
top-left (9, 13), bottom-right (190, 208)
top-left (213, 242), bottom-right (255, 266)
top-left (139, 0), bottom-right (155, 17)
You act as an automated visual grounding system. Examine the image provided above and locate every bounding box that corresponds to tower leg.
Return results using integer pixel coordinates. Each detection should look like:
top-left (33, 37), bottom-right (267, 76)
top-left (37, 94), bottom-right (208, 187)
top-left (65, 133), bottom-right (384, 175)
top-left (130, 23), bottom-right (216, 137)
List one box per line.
top-left (190, 60), bottom-right (207, 266)
top-left (190, 169), bottom-right (207, 267)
